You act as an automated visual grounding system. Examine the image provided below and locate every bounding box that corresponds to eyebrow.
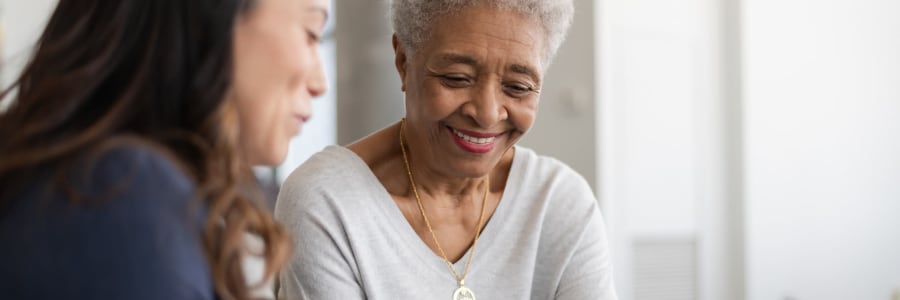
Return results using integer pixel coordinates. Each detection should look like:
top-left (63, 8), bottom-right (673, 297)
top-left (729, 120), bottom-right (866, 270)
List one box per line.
top-left (509, 64), bottom-right (540, 81)
top-left (435, 53), bottom-right (541, 80)
top-left (307, 7), bottom-right (329, 24)
top-left (437, 53), bottom-right (479, 67)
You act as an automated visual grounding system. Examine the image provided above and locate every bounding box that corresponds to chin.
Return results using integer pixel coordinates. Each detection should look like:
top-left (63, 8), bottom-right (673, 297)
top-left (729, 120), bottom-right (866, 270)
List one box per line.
top-left (268, 151), bottom-right (289, 166)
top-left (452, 156), bottom-right (502, 177)
top-left (249, 149), bottom-right (288, 167)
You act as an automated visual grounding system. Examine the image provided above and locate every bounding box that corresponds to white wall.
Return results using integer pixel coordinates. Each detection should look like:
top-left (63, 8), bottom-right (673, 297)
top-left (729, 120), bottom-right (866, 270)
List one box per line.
top-left (518, 0), bottom-right (598, 191)
top-left (604, 0), bottom-right (900, 298)
top-left (604, 0), bottom-right (704, 239)
top-left (0, 0), bottom-right (56, 89)
top-left (601, 0), bottom-right (724, 298)
top-left (743, 0), bottom-right (900, 299)
top-left (333, 0), bottom-right (403, 145)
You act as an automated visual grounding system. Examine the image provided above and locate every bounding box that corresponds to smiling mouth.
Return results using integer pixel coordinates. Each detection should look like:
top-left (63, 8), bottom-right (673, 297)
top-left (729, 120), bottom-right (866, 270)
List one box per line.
top-left (450, 127), bottom-right (496, 144)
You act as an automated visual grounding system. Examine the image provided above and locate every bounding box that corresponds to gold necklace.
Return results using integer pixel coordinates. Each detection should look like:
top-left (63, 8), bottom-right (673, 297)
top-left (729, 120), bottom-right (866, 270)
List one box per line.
top-left (399, 118), bottom-right (487, 300)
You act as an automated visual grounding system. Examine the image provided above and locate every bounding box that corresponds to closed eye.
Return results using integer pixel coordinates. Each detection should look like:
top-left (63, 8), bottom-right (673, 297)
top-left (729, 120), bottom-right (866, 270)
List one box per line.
top-left (440, 75), bottom-right (473, 88)
top-left (503, 82), bottom-right (537, 98)
top-left (306, 29), bottom-right (322, 44)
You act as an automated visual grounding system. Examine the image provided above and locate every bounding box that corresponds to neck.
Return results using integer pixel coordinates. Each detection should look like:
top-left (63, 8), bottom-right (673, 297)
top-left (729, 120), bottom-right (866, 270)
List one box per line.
top-left (410, 166), bottom-right (488, 206)
top-left (399, 120), bottom-right (490, 206)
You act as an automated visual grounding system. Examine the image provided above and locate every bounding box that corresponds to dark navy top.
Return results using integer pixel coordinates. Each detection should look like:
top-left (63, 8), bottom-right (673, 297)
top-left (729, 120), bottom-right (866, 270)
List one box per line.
top-left (0, 146), bottom-right (215, 299)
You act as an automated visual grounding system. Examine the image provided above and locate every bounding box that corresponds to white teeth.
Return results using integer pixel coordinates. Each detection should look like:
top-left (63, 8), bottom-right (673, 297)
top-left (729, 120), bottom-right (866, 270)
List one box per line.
top-left (451, 128), bottom-right (495, 144)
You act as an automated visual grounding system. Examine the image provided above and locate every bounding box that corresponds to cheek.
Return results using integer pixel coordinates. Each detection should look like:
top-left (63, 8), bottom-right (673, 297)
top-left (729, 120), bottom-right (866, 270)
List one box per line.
top-left (510, 99), bottom-right (539, 131)
top-left (234, 96), bottom-right (293, 165)
top-left (282, 46), bottom-right (311, 90)
top-left (416, 81), bottom-right (467, 116)
top-left (403, 77), bottom-right (430, 118)
top-left (231, 21), bottom-right (308, 165)
top-left (235, 35), bottom-right (306, 95)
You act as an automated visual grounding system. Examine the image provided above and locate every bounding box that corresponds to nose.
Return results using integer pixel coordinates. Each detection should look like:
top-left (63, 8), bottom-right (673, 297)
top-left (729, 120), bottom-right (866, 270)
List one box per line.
top-left (307, 56), bottom-right (327, 98)
top-left (460, 81), bottom-right (508, 128)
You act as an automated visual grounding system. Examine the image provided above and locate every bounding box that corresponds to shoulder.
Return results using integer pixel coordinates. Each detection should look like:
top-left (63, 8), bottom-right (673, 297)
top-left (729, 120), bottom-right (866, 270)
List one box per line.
top-left (278, 145), bottom-right (370, 198)
top-left (275, 146), bottom-right (376, 222)
top-left (89, 142), bottom-right (192, 187)
top-left (512, 146), bottom-right (595, 202)
top-left (3, 140), bottom-right (202, 235)
top-left (74, 145), bottom-right (210, 297)
top-left (48, 143), bottom-right (206, 251)
top-left (69, 141), bottom-right (201, 229)
top-left (0, 142), bottom-right (212, 299)
top-left (74, 142), bottom-right (196, 213)
top-left (509, 146), bottom-right (600, 229)
top-left (509, 147), bottom-right (610, 265)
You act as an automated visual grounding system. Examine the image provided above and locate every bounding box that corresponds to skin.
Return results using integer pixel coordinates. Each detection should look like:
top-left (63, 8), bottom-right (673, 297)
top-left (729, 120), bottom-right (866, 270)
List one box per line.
top-left (231, 0), bottom-right (331, 166)
top-left (348, 5), bottom-right (546, 262)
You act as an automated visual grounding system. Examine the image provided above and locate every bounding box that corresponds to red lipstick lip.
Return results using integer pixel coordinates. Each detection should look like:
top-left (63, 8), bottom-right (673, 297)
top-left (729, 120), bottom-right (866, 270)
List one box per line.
top-left (447, 126), bottom-right (502, 138)
top-left (294, 113), bottom-right (310, 123)
top-left (446, 126), bottom-right (499, 154)
top-left (292, 113), bottom-right (310, 135)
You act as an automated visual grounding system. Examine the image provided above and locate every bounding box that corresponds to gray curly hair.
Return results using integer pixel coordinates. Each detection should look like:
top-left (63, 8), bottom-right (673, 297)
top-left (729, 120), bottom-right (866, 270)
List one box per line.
top-left (390, 0), bottom-right (574, 69)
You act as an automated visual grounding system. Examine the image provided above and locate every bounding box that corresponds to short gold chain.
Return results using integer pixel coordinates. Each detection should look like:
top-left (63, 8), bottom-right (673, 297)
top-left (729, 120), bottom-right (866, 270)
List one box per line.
top-left (399, 118), bottom-right (488, 285)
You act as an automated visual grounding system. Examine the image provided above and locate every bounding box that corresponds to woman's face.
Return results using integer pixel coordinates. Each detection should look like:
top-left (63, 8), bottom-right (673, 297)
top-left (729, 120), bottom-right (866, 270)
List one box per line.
top-left (395, 5), bottom-right (545, 178)
top-left (231, 0), bottom-right (329, 166)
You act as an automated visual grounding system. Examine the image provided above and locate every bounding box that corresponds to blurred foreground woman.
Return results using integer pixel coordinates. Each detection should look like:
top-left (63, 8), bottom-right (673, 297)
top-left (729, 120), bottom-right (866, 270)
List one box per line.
top-left (0, 0), bottom-right (329, 299)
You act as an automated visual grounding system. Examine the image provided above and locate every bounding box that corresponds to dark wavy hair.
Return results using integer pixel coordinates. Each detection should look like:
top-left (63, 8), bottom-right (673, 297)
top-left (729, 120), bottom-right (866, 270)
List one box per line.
top-left (0, 0), bottom-right (290, 299)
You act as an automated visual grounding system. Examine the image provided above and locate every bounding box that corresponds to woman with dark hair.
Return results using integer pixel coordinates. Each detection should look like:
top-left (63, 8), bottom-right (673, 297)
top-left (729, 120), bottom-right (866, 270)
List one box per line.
top-left (0, 0), bottom-right (329, 299)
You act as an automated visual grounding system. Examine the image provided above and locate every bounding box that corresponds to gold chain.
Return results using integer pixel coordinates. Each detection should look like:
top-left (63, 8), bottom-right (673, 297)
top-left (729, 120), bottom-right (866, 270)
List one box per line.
top-left (399, 118), bottom-right (488, 286)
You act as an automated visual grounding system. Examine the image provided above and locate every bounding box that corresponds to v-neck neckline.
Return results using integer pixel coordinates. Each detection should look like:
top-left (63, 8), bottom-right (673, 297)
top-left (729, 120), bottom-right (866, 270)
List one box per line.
top-left (333, 145), bottom-right (524, 278)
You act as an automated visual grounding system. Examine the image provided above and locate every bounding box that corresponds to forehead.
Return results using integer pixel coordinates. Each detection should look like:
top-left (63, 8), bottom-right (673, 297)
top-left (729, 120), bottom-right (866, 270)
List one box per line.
top-left (418, 5), bottom-right (545, 72)
top-left (265, 0), bottom-right (330, 15)
top-left (304, 0), bottom-right (331, 11)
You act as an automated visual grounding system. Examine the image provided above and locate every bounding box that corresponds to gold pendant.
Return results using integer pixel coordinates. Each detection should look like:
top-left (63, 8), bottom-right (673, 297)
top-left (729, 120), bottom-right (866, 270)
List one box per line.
top-left (453, 286), bottom-right (475, 300)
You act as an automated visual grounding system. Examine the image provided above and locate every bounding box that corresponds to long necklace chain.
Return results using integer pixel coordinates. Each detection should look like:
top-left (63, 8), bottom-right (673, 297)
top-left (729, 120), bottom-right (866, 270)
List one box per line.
top-left (399, 118), bottom-right (488, 287)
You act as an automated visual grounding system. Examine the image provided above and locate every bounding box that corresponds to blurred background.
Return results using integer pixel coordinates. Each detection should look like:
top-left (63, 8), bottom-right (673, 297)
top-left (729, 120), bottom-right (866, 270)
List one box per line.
top-left (3, 0), bottom-right (898, 299)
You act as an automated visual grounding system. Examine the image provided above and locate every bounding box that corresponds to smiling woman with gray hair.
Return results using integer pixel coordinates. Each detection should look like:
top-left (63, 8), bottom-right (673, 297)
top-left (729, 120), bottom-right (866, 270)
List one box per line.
top-left (275, 0), bottom-right (618, 299)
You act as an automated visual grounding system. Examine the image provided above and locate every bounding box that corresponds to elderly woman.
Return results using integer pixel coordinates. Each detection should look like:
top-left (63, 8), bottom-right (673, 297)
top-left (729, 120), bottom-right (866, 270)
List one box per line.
top-left (275, 0), bottom-right (617, 299)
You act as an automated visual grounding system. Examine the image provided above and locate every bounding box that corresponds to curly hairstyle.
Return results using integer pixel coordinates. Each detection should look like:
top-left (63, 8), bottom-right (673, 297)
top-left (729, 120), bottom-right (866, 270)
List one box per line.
top-left (0, 0), bottom-right (289, 299)
top-left (390, 0), bottom-right (574, 69)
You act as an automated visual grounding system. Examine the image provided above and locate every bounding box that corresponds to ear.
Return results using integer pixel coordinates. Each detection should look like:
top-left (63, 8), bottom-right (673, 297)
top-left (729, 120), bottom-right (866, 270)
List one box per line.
top-left (392, 34), bottom-right (408, 92)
